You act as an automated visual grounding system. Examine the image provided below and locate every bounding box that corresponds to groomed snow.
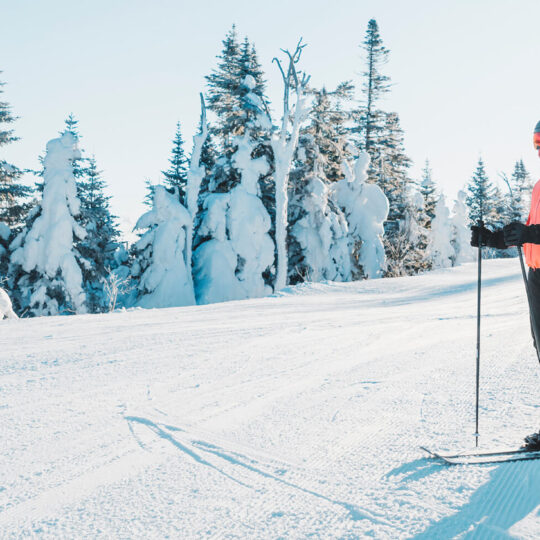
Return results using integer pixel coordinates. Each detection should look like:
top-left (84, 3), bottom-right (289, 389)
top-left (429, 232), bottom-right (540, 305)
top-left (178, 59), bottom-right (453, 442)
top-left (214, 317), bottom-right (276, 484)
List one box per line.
top-left (1, 259), bottom-right (540, 538)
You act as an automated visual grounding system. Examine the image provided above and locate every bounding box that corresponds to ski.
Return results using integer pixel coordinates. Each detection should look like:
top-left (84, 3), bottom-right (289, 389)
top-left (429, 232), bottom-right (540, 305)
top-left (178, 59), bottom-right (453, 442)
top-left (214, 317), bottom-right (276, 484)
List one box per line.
top-left (420, 446), bottom-right (540, 465)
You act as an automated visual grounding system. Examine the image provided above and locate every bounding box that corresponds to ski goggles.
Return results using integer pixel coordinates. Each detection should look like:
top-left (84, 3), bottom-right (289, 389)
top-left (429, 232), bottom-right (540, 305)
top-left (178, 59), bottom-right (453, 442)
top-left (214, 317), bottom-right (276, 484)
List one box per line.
top-left (534, 131), bottom-right (540, 150)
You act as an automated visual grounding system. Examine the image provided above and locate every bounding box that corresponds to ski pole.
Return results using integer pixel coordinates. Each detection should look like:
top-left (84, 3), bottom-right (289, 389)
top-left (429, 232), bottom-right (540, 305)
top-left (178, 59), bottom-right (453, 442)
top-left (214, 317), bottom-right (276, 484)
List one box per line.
top-left (475, 220), bottom-right (483, 447)
top-left (517, 246), bottom-right (540, 364)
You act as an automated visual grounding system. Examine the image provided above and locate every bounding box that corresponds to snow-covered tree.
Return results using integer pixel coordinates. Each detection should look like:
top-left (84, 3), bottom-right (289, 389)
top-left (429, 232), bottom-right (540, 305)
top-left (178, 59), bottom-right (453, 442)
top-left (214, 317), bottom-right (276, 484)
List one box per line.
top-left (507, 160), bottom-right (533, 222)
top-left (271, 39), bottom-right (311, 290)
top-left (192, 193), bottom-right (245, 305)
top-left (77, 157), bottom-right (121, 312)
top-left (204, 27), bottom-right (272, 193)
top-left (428, 196), bottom-right (454, 269)
top-left (305, 83), bottom-right (355, 184)
top-left (194, 76), bottom-right (274, 304)
top-left (356, 19), bottom-right (390, 159)
top-left (451, 190), bottom-right (475, 265)
top-left (288, 133), bottom-right (350, 284)
top-left (290, 173), bottom-right (350, 283)
top-left (420, 160), bottom-right (437, 229)
top-left (162, 122), bottom-right (188, 203)
top-left (55, 116), bottom-right (122, 312)
top-left (185, 94), bottom-right (209, 276)
top-left (9, 132), bottom-right (87, 316)
top-left (466, 158), bottom-right (497, 225)
top-left (335, 151), bottom-right (389, 279)
top-left (131, 185), bottom-right (195, 308)
top-left (0, 75), bottom-right (32, 275)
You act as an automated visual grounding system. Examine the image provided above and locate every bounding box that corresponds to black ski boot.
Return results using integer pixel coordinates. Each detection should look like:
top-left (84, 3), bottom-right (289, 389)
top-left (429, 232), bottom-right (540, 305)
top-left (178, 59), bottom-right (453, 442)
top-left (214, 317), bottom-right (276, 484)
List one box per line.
top-left (522, 431), bottom-right (540, 450)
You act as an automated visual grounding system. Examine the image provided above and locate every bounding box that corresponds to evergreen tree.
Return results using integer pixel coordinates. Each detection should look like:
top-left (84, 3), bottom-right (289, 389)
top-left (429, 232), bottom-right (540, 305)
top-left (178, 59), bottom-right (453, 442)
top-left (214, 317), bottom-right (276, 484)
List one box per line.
top-left (77, 156), bottom-right (121, 312)
top-left (305, 83), bottom-right (355, 183)
top-left (194, 51), bottom-right (274, 302)
top-left (131, 185), bottom-right (195, 308)
top-left (465, 158), bottom-right (498, 224)
top-left (354, 22), bottom-right (424, 275)
top-left (420, 160), bottom-right (438, 229)
top-left (376, 113), bottom-right (428, 274)
top-left (376, 113), bottom-right (412, 228)
top-left (143, 178), bottom-right (155, 208)
top-left (56, 115), bottom-right (122, 312)
top-left (204, 28), bottom-right (272, 194)
top-left (288, 132), bottom-right (350, 284)
top-left (162, 122), bottom-right (188, 202)
top-left (286, 81), bottom-right (355, 283)
top-left (9, 132), bottom-right (87, 316)
top-left (508, 159), bottom-right (534, 222)
top-left (194, 28), bottom-right (275, 299)
top-left (358, 19), bottom-right (390, 155)
top-left (0, 74), bottom-right (33, 260)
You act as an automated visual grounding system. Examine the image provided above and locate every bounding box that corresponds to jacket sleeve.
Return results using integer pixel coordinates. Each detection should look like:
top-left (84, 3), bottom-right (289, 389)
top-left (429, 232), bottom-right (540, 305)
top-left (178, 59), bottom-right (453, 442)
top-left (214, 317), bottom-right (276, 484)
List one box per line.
top-left (525, 225), bottom-right (540, 245)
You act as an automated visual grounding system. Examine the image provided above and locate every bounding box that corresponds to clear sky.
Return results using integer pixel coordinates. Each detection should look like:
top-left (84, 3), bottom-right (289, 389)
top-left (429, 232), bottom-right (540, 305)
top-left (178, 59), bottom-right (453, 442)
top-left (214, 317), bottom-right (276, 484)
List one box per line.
top-left (2, 0), bottom-right (540, 233)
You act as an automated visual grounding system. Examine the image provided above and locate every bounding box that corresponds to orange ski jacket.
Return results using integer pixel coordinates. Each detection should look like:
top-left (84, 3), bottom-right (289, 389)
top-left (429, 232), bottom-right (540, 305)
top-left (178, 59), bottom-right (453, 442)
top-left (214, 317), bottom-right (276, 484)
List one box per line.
top-left (525, 179), bottom-right (540, 268)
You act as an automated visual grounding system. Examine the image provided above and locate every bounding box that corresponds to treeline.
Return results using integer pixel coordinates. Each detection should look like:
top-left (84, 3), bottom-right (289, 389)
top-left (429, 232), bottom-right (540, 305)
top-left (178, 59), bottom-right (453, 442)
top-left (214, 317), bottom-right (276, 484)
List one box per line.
top-left (0, 21), bottom-right (533, 317)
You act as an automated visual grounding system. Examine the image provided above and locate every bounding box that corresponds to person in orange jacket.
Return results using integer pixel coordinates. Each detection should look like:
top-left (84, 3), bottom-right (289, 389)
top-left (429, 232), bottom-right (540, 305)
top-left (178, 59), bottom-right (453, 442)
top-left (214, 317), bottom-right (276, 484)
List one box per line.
top-left (471, 120), bottom-right (540, 449)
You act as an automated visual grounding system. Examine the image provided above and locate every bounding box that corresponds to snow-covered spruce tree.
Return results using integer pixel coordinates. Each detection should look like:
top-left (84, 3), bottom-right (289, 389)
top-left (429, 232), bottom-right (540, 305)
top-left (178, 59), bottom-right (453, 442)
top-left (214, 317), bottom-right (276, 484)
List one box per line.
top-left (143, 178), bottom-right (155, 208)
top-left (0, 75), bottom-right (33, 276)
top-left (378, 113), bottom-right (428, 275)
top-left (162, 122), bottom-right (188, 203)
top-left (131, 185), bottom-right (195, 308)
top-left (76, 156), bottom-right (122, 312)
top-left (288, 133), bottom-right (351, 284)
top-left (451, 190), bottom-right (475, 265)
top-left (420, 160), bottom-right (437, 229)
top-left (354, 22), bottom-right (424, 275)
top-left (59, 115), bottom-right (122, 312)
top-left (193, 76), bottom-right (274, 304)
top-left (204, 28), bottom-right (272, 194)
top-left (427, 195), bottom-right (454, 269)
top-left (465, 158), bottom-right (498, 225)
top-left (9, 132), bottom-right (87, 316)
top-left (183, 94), bottom-right (209, 281)
top-left (194, 29), bottom-right (274, 303)
top-left (334, 152), bottom-right (389, 279)
top-left (355, 19), bottom-right (390, 170)
top-left (465, 158), bottom-right (502, 259)
top-left (306, 83), bottom-right (355, 184)
top-left (507, 160), bottom-right (533, 222)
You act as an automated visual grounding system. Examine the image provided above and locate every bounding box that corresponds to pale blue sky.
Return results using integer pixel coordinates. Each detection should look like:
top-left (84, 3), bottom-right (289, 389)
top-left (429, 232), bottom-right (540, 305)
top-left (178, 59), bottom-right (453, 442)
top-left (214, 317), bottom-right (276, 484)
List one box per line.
top-left (2, 0), bottom-right (540, 232)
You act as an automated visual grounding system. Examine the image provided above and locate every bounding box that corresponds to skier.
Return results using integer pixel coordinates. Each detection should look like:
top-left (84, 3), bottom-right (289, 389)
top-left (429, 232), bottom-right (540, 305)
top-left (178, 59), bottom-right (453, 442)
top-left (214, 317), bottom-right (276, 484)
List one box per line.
top-left (470, 120), bottom-right (540, 449)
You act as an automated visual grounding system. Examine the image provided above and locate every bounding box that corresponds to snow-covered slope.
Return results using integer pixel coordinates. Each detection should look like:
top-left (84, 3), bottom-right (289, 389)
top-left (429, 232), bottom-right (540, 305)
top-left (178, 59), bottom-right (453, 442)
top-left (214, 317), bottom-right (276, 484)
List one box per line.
top-left (1, 259), bottom-right (539, 538)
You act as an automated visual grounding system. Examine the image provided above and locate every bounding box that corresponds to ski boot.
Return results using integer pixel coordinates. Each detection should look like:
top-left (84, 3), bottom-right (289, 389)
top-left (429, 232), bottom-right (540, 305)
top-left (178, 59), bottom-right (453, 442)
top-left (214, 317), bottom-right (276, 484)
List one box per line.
top-left (522, 431), bottom-right (540, 450)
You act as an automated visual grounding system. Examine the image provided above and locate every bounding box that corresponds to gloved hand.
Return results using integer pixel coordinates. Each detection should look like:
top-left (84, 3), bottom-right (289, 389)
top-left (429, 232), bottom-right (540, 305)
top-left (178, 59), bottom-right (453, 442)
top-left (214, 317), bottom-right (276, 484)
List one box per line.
top-left (503, 222), bottom-right (528, 246)
top-left (470, 224), bottom-right (493, 247)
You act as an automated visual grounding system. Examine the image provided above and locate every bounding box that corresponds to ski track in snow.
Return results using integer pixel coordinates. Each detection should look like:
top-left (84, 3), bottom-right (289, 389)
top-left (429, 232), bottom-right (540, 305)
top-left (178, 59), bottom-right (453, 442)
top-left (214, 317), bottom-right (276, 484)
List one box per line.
top-left (1, 259), bottom-right (540, 538)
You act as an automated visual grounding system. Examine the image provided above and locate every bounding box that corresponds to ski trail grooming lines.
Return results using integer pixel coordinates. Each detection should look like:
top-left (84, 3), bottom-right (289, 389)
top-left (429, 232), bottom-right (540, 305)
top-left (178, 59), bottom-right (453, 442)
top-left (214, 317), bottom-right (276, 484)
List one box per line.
top-left (475, 219), bottom-right (483, 447)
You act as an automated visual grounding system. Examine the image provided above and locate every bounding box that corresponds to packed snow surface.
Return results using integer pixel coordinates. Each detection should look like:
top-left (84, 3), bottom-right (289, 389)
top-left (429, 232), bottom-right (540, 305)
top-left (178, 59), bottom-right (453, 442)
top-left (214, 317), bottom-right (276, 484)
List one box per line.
top-left (1, 259), bottom-right (540, 538)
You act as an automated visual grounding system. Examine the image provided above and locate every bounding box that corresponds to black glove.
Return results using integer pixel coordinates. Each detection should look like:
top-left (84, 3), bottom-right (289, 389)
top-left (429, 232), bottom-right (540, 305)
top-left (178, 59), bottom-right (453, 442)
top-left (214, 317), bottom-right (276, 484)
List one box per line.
top-left (503, 222), bottom-right (530, 246)
top-left (470, 225), bottom-right (493, 247)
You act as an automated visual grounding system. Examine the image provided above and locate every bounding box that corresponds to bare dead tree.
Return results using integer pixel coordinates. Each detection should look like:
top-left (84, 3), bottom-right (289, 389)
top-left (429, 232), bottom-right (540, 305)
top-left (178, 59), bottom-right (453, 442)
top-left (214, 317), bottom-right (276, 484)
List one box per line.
top-left (272, 39), bottom-right (311, 290)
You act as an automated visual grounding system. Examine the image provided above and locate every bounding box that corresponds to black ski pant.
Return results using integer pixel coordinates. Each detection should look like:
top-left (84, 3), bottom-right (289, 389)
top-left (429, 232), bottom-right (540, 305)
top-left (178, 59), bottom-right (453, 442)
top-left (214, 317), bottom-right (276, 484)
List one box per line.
top-left (527, 268), bottom-right (540, 350)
